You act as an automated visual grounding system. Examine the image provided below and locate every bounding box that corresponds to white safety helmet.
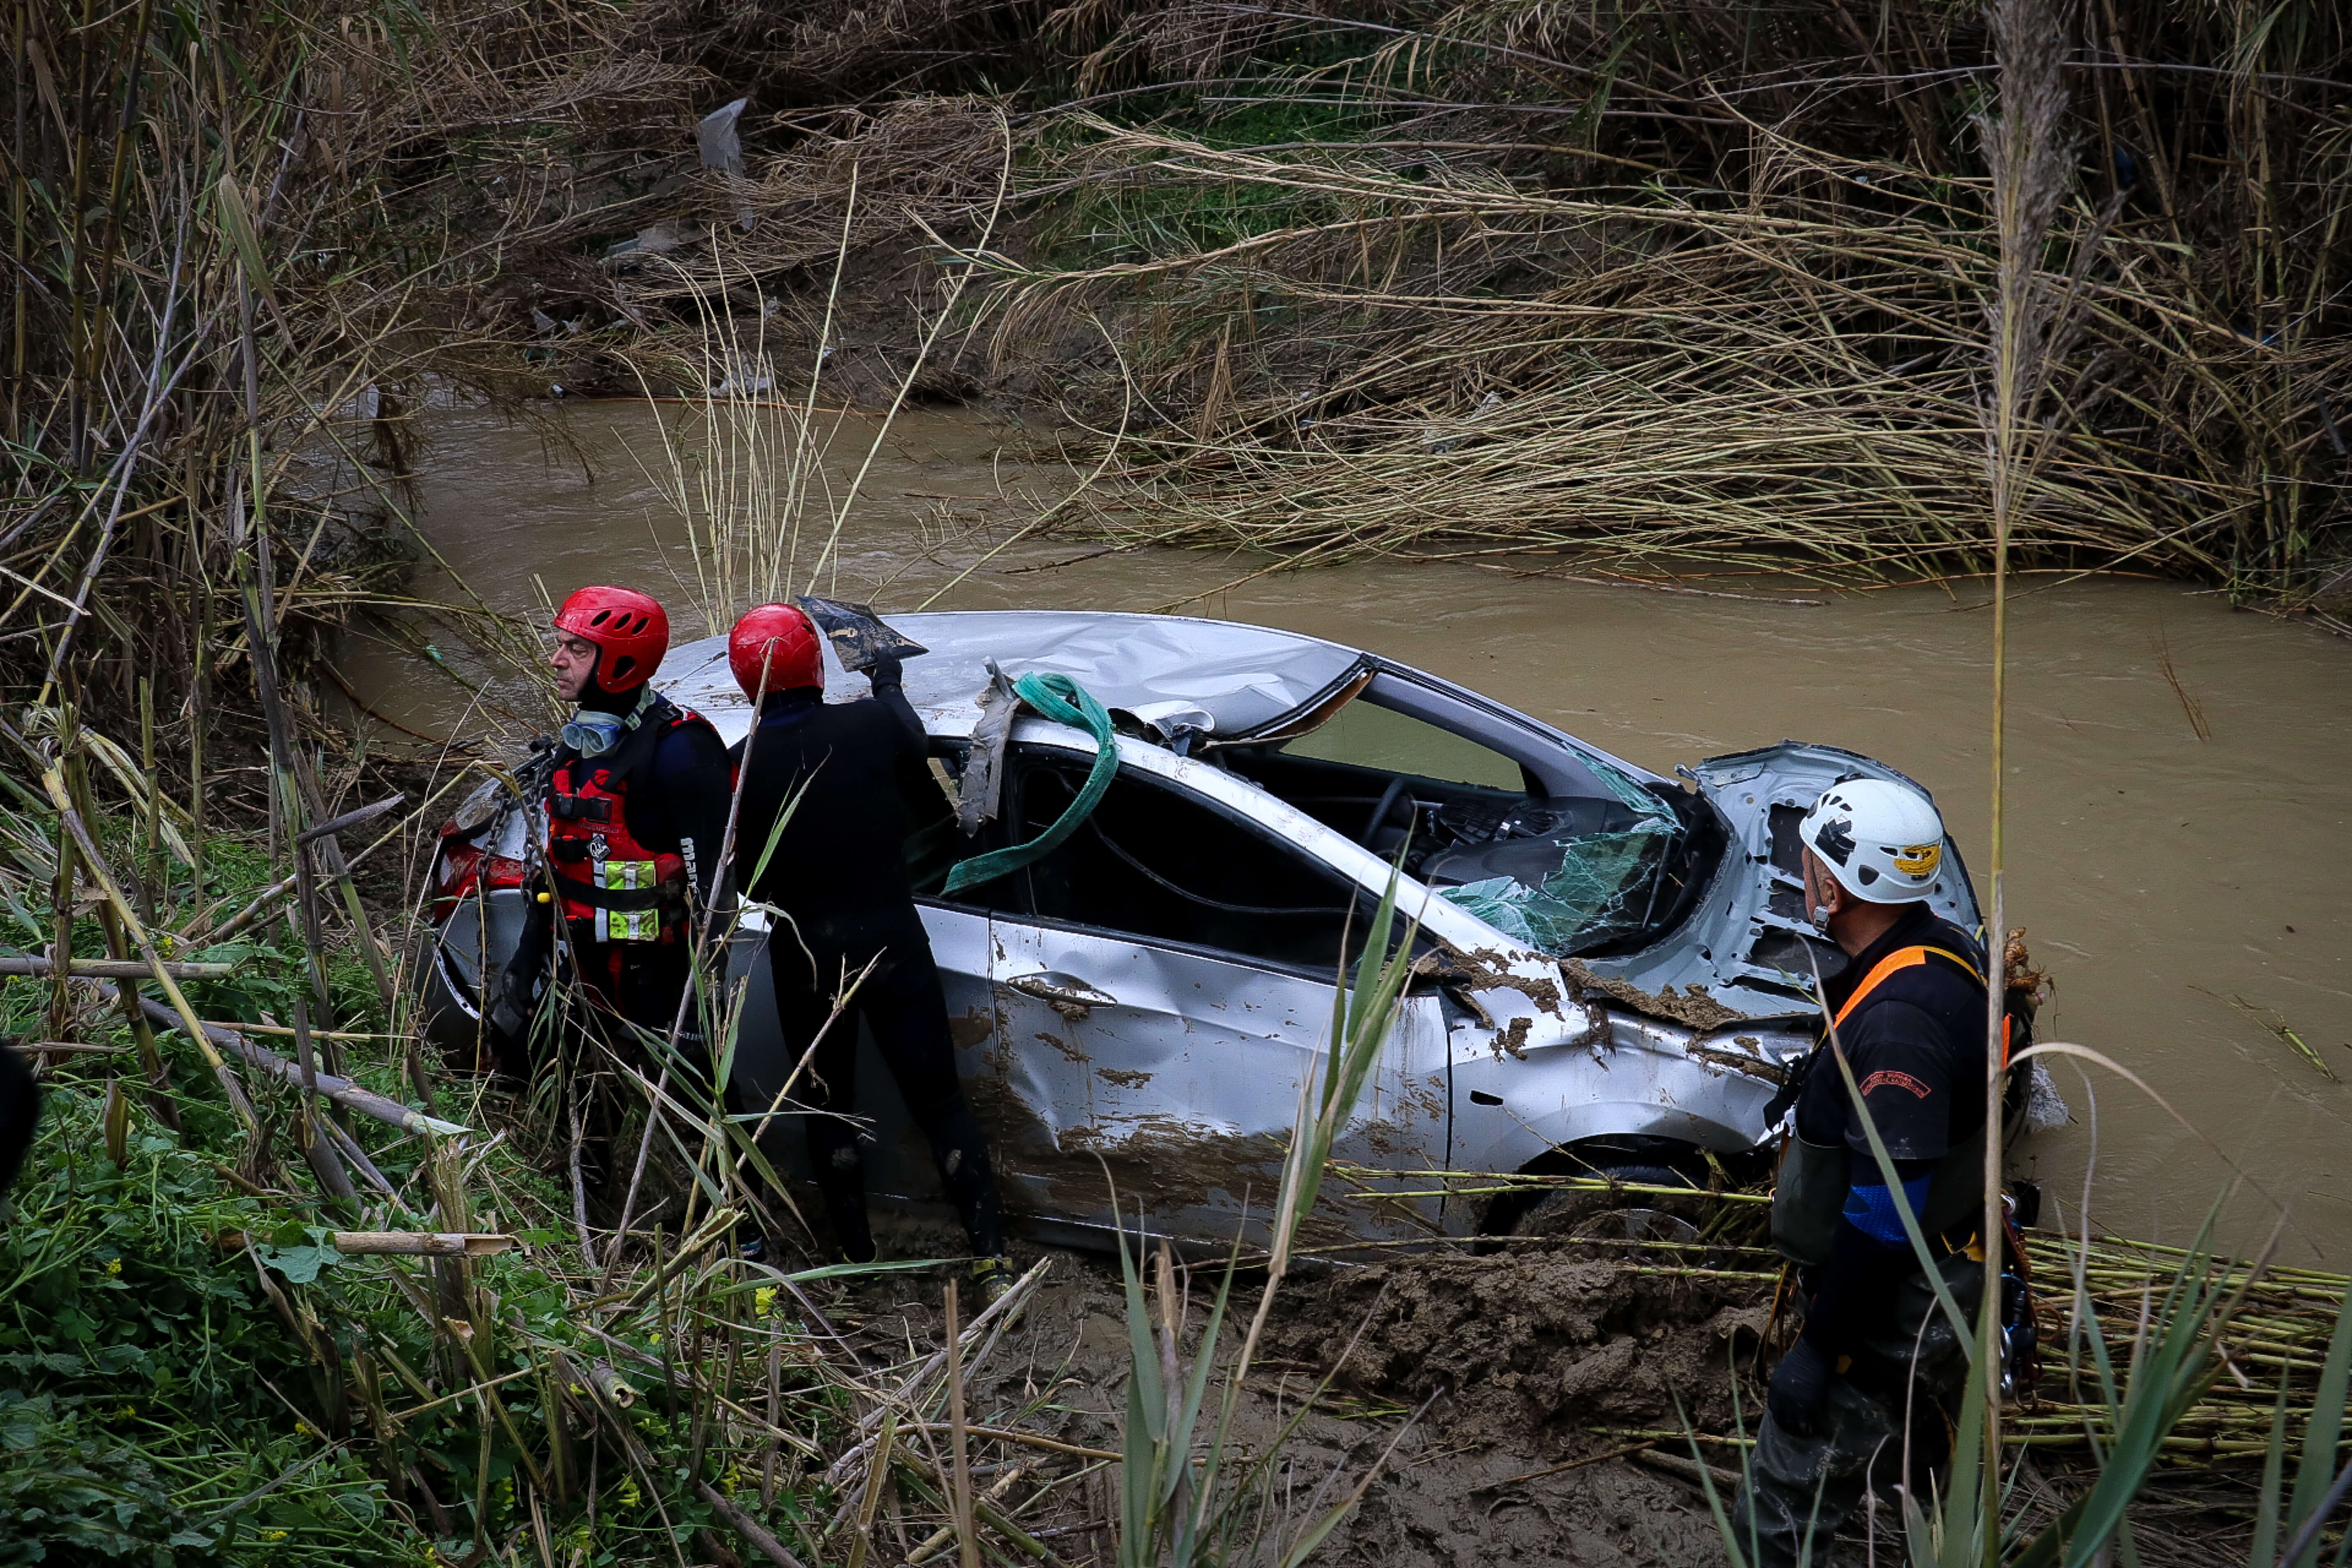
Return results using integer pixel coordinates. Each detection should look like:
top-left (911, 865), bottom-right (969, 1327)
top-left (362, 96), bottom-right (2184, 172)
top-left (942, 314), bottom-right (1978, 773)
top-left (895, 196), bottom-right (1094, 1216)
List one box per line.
top-left (1797, 778), bottom-right (1948, 905)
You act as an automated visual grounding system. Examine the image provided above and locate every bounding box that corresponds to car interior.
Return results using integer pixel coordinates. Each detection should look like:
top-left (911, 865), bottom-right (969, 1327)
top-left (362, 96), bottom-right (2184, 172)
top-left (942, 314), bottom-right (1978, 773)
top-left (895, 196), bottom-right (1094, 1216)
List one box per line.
top-left (986, 752), bottom-right (1396, 976)
top-left (902, 673), bottom-right (1724, 964)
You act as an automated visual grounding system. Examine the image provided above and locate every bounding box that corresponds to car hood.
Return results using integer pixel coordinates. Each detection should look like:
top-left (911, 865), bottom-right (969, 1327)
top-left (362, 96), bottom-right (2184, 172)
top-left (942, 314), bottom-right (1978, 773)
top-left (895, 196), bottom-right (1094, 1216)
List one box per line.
top-left (1583, 741), bottom-right (1983, 1022)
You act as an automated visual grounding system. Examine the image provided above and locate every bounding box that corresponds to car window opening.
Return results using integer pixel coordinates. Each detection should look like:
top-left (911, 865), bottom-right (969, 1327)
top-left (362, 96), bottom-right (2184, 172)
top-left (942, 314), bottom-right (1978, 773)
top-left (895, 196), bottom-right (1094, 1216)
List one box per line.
top-left (1228, 686), bottom-right (1719, 959)
top-left (996, 751), bottom-right (1394, 975)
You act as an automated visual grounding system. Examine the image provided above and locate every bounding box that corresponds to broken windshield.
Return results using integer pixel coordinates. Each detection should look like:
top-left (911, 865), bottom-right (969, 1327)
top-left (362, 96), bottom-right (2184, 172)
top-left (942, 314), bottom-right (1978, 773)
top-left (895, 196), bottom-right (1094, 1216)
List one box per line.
top-left (1423, 756), bottom-right (1689, 956)
top-left (1229, 681), bottom-right (1716, 959)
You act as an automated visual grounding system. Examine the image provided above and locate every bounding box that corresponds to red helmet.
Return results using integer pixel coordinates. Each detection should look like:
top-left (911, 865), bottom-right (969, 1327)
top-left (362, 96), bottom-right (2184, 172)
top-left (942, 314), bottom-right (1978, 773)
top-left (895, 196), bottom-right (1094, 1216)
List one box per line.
top-left (553, 586), bottom-right (669, 693)
top-left (730, 603), bottom-right (824, 699)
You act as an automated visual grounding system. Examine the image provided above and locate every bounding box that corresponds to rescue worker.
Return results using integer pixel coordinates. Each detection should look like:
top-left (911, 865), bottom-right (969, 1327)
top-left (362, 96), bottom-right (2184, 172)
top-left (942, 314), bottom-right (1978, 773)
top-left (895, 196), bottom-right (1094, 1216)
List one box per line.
top-left (1734, 778), bottom-right (1991, 1568)
top-left (724, 602), bottom-right (1012, 1303)
top-left (493, 587), bottom-right (731, 1160)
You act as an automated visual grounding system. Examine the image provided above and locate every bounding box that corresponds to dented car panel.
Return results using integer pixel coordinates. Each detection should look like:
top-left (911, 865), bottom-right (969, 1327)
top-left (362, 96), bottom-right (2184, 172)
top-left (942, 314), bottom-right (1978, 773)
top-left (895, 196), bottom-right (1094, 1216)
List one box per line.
top-left (1592, 741), bottom-right (1982, 1019)
top-left (1447, 1012), bottom-right (1790, 1180)
top-left (981, 914), bottom-right (1454, 1253)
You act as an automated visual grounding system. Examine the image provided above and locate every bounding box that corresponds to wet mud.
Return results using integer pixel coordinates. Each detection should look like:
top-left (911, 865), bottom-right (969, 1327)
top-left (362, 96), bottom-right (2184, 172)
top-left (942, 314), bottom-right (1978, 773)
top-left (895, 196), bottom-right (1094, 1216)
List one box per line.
top-left (832, 1223), bottom-right (2266, 1568)
top-left (1266, 1251), bottom-right (1773, 1448)
top-left (841, 1219), bottom-right (1743, 1568)
top-left (1563, 958), bottom-right (1745, 1032)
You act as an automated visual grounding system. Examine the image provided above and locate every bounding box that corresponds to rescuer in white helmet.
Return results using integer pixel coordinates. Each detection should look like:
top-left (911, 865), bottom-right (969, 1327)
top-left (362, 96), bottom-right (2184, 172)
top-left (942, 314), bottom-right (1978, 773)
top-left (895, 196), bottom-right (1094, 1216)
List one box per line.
top-left (1733, 777), bottom-right (1994, 1568)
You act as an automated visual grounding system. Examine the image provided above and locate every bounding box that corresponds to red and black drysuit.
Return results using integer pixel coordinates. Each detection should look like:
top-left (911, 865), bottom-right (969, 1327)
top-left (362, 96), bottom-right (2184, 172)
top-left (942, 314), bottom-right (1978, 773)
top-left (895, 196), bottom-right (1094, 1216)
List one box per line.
top-left (1733, 902), bottom-right (1999, 1568)
top-left (727, 661), bottom-right (1005, 1264)
top-left (496, 689), bottom-right (731, 1083)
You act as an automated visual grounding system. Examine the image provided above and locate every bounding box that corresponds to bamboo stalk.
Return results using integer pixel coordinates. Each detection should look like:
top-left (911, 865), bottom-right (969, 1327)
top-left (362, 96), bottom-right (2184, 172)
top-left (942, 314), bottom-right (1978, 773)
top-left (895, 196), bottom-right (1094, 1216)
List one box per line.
top-left (945, 1278), bottom-right (982, 1568)
top-left (100, 981), bottom-right (465, 1137)
top-left (43, 767), bottom-right (259, 1135)
top-left (0, 955), bottom-right (238, 979)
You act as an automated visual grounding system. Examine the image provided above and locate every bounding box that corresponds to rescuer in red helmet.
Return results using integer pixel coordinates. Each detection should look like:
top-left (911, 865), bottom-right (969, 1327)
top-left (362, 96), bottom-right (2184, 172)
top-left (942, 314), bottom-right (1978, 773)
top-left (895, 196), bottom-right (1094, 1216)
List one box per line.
top-left (491, 587), bottom-right (731, 1147)
top-left (724, 603), bottom-right (1013, 1303)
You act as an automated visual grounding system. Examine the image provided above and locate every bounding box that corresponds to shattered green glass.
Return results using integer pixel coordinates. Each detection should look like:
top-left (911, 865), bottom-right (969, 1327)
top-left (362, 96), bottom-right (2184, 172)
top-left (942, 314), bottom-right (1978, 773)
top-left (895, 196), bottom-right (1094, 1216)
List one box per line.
top-left (1436, 826), bottom-right (1671, 953)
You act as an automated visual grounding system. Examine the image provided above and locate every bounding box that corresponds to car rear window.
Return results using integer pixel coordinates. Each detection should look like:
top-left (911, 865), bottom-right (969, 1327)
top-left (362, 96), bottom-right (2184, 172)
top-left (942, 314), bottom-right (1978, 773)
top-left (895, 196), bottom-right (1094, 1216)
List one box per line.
top-left (1278, 700), bottom-right (1526, 792)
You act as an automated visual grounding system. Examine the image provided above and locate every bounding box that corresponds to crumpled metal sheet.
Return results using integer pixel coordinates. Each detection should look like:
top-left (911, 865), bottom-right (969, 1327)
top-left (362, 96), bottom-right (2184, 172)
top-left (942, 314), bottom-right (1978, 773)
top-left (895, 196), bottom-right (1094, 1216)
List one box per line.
top-left (887, 610), bottom-right (1367, 741)
top-left (662, 610), bottom-right (1367, 746)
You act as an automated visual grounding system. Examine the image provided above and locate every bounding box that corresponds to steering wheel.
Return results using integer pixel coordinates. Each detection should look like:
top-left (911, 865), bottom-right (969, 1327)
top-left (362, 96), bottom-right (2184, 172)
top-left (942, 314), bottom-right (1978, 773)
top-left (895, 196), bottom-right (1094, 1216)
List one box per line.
top-left (1361, 777), bottom-right (1415, 847)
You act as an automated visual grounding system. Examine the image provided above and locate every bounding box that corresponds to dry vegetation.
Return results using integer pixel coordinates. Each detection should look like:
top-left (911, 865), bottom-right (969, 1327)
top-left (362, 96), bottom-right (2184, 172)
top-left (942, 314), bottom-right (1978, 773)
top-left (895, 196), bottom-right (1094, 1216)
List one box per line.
top-left (11, 0), bottom-right (2345, 713)
top-left (462, 0), bottom-right (2352, 609)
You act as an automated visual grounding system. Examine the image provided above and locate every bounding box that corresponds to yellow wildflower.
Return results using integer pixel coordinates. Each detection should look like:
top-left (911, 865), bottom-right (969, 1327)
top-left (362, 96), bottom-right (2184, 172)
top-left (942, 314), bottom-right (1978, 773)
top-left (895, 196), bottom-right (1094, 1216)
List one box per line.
top-left (104, 1258), bottom-right (123, 1276)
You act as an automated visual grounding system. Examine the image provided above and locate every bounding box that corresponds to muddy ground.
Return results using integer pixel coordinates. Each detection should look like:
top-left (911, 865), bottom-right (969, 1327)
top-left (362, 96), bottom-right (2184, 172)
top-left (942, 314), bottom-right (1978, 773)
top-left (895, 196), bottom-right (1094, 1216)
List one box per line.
top-left (803, 1217), bottom-right (2271, 1568)
top-left (818, 1215), bottom-right (1765, 1568)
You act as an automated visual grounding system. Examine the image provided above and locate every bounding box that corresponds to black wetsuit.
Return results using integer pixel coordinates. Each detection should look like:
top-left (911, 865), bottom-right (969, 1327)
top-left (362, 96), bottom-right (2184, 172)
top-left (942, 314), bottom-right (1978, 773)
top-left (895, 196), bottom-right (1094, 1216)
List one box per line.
top-left (730, 665), bottom-right (1004, 1262)
top-left (0, 1044), bottom-right (38, 1199)
top-left (1735, 903), bottom-right (1991, 1568)
top-left (1792, 903), bottom-right (1989, 1350)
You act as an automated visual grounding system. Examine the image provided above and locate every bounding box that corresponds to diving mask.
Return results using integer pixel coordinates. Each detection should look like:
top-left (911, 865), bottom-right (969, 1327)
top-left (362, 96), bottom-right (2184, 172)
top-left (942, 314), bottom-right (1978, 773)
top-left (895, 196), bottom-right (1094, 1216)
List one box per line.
top-left (562, 710), bottom-right (626, 757)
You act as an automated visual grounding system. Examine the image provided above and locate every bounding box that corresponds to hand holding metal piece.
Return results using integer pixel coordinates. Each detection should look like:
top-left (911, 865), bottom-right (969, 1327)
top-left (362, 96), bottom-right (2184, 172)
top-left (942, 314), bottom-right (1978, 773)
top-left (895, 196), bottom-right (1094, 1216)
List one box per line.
top-left (792, 595), bottom-right (928, 675)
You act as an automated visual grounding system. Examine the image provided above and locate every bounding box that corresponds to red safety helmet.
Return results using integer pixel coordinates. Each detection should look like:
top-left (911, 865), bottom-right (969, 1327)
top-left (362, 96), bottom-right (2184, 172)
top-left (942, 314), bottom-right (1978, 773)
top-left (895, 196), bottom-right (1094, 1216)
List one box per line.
top-left (553, 585), bottom-right (669, 693)
top-left (730, 603), bottom-right (824, 699)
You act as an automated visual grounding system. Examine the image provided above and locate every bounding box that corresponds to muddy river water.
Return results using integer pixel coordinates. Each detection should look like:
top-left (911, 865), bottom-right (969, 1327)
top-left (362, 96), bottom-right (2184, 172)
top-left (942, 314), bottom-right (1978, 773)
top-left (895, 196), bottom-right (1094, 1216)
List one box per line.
top-left (342, 401), bottom-right (2352, 1266)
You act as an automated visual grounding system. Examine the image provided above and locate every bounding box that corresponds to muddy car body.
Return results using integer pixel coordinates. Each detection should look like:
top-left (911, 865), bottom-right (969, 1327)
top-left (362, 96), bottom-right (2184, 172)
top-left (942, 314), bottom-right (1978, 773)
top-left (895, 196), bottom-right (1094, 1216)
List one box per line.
top-left (426, 611), bottom-right (1979, 1256)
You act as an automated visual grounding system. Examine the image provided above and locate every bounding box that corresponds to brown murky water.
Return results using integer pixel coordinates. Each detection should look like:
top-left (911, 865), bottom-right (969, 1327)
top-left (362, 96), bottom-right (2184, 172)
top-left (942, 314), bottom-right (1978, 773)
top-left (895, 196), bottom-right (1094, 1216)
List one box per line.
top-left (343, 401), bottom-right (2352, 1266)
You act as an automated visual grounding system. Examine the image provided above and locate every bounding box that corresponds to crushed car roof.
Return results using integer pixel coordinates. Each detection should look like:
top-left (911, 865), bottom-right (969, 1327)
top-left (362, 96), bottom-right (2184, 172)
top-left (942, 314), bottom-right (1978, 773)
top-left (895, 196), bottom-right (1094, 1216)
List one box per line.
top-left (664, 610), bottom-right (1369, 746)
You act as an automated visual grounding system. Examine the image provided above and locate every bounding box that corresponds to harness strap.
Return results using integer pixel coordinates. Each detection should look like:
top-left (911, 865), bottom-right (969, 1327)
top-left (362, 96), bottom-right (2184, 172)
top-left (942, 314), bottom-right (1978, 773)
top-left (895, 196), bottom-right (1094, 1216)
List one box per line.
top-left (555, 879), bottom-right (673, 912)
top-left (1831, 944), bottom-right (1984, 1031)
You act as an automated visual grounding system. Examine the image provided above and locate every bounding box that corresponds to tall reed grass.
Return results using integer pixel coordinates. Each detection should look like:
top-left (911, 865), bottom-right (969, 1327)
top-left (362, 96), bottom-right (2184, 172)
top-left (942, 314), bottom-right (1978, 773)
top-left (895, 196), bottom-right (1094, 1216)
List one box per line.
top-left (962, 1), bottom-right (2350, 605)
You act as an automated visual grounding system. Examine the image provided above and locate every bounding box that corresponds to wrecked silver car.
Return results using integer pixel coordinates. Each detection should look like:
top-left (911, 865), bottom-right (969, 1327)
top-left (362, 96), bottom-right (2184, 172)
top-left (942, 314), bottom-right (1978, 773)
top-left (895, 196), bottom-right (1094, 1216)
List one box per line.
top-left (425, 610), bottom-right (1979, 1255)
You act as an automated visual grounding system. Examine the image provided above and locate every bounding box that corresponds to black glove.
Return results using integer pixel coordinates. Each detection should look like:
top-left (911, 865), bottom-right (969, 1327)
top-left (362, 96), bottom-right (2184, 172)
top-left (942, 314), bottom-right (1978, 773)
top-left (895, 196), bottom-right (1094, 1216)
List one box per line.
top-left (867, 654), bottom-right (904, 688)
top-left (1761, 1045), bottom-right (1813, 1129)
top-left (1767, 1336), bottom-right (1834, 1435)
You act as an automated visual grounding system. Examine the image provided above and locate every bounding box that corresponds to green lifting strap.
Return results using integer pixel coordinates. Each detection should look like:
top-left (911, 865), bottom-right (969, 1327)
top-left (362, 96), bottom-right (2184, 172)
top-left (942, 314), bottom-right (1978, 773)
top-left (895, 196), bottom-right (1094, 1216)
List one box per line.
top-left (940, 672), bottom-right (1120, 896)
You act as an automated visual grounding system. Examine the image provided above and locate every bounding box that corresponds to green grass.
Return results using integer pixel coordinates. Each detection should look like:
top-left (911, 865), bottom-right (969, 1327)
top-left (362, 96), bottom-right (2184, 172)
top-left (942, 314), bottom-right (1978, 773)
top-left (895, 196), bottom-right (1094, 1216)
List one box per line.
top-left (0, 810), bottom-right (842, 1564)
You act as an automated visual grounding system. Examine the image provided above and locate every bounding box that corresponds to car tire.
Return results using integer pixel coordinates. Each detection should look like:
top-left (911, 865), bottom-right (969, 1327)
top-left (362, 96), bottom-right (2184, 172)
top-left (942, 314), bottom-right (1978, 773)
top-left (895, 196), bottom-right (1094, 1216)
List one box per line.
top-left (1507, 1161), bottom-right (1706, 1252)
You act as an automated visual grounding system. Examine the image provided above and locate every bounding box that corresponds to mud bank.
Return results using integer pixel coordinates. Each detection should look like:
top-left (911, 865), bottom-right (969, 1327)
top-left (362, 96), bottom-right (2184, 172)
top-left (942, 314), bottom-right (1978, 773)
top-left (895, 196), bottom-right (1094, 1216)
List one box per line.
top-left (1268, 1251), bottom-right (1774, 1446)
top-left (840, 1216), bottom-right (1754, 1567)
top-left (829, 1220), bottom-right (2272, 1568)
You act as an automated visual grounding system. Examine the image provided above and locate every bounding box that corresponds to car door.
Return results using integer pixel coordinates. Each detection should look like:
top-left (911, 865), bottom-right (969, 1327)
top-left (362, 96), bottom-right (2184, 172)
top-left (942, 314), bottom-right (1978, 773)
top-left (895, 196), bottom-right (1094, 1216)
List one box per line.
top-left (719, 898), bottom-right (1000, 1208)
top-left (979, 737), bottom-right (1450, 1257)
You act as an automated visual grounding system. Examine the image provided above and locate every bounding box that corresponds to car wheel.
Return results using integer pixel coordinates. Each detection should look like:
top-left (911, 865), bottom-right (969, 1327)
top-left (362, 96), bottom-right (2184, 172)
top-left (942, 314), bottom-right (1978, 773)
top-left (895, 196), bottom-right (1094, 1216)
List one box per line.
top-left (417, 933), bottom-right (488, 1058)
top-left (1508, 1161), bottom-right (1705, 1254)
